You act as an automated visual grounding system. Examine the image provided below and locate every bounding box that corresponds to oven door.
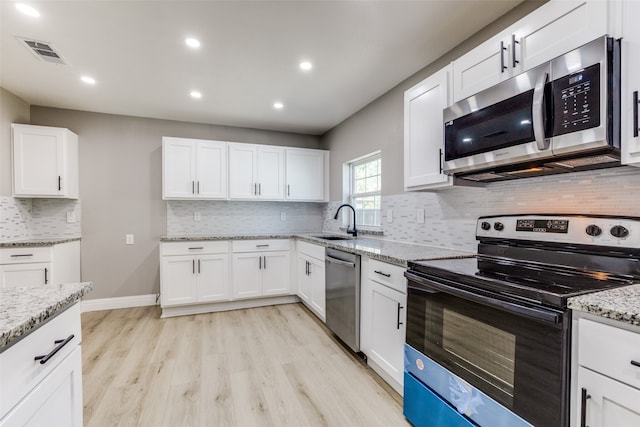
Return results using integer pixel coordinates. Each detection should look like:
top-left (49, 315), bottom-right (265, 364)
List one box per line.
top-left (443, 63), bottom-right (551, 175)
top-left (404, 270), bottom-right (570, 427)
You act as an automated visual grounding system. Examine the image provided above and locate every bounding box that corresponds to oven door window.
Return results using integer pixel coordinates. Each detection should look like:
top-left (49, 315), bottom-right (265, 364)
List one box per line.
top-left (444, 90), bottom-right (535, 161)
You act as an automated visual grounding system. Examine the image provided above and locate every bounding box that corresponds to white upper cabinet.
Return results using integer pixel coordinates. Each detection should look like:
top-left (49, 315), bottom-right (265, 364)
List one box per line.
top-left (621, 0), bottom-right (640, 166)
top-left (162, 137), bottom-right (227, 200)
top-left (453, 0), bottom-right (610, 102)
top-left (404, 65), bottom-right (453, 191)
top-left (12, 124), bottom-right (79, 199)
top-left (229, 143), bottom-right (284, 200)
top-left (285, 148), bottom-right (328, 202)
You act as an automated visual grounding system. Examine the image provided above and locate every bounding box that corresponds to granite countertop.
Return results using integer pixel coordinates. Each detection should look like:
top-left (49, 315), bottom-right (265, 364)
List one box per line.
top-left (568, 284), bottom-right (640, 326)
top-left (0, 237), bottom-right (82, 248)
top-left (161, 233), bottom-right (475, 266)
top-left (0, 282), bottom-right (93, 352)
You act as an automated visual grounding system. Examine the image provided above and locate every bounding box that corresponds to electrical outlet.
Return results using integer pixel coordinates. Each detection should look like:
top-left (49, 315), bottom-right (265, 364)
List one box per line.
top-left (66, 211), bottom-right (76, 223)
top-left (280, 212), bottom-right (286, 221)
top-left (417, 208), bottom-right (425, 224)
top-left (387, 209), bottom-right (393, 223)
top-left (194, 211), bottom-right (201, 221)
top-left (126, 234), bottom-right (134, 245)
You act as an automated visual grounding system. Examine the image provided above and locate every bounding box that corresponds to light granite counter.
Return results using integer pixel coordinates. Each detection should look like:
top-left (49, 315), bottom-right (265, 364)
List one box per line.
top-left (161, 233), bottom-right (475, 267)
top-left (568, 284), bottom-right (640, 326)
top-left (0, 282), bottom-right (93, 352)
top-left (0, 237), bottom-right (81, 248)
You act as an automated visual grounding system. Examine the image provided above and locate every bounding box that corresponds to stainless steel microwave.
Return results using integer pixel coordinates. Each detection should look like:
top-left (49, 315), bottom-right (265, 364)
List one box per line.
top-left (443, 36), bottom-right (620, 182)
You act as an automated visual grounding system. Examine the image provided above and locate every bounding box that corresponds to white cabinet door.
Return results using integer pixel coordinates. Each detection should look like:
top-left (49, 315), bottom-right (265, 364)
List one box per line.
top-left (577, 366), bottom-right (640, 427)
top-left (285, 148), bottom-right (326, 201)
top-left (231, 253), bottom-right (262, 299)
top-left (516, 1), bottom-right (608, 73)
top-left (297, 255), bottom-right (312, 303)
top-left (196, 141), bottom-right (227, 199)
top-left (367, 281), bottom-right (406, 388)
top-left (262, 251), bottom-right (290, 296)
top-left (163, 137), bottom-right (197, 199)
top-left (161, 255), bottom-right (197, 306)
top-left (0, 347), bottom-right (83, 427)
top-left (228, 143), bottom-right (258, 199)
top-left (453, 32), bottom-right (512, 102)
top-left (256, 146), bottom-right (284, 200)
top-left (621, 0), bottom-right (640, 166)
top-left (196, 254), bottom-right (229, 303)
top-left (11, 124), bottom-right (78, 199)
top-left (404, 65), bottom-right (453, 190)
top-left (0, 263), bottom-right (51, 288)
top-left (308, 256), bottom-right (326, 321)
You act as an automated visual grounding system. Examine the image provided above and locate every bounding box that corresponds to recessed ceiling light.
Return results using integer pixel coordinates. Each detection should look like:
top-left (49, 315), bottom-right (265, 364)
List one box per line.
top-left (299, 61), bottom-right (313, 71)
top-left (185, 38), bottom-right (200, 49)
top-left (81, 76), bottom-right (96, 85)
top-left (190, 91), bottom-right (202, 99)
top-left (273, 102), bottom-right (284, 110)
top-left (15, 3), bottom-right (39, 17)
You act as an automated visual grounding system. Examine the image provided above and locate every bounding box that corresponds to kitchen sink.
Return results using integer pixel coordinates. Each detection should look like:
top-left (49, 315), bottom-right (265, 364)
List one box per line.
top-left (311, 235), bottom-right (354, 241)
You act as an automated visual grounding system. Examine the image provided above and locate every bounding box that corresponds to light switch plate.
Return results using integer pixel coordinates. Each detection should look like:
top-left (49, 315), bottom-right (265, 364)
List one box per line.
top-left (280, 212), bottom-right (286, 221)
top-left (126, 234), bottom-right (134, 245)
top-left (387, 209), bottom-right (393, 223)
top-left (194, 212), bottom-right (201, 221)
top-left (417, 209), bottom-right (425, 224)
top-left (66, 211), bottom-right (76, 223)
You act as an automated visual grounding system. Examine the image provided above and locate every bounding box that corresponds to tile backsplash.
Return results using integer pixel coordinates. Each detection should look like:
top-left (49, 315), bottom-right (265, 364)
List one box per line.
top-left (0, 196), bottom-right (81, 242)
top-left (322, 166), bottom-right (640, 252)
top-left (166, 200), bottom-right (325, 236)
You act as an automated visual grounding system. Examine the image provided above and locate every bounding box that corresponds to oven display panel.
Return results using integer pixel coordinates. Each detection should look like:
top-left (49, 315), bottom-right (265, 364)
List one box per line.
top-left (515, 219), bottom-right (569, 233)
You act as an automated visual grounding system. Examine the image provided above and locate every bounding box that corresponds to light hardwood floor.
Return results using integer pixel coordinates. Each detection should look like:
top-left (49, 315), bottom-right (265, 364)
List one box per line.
top-left (81, 303), bottom-right (410, 426)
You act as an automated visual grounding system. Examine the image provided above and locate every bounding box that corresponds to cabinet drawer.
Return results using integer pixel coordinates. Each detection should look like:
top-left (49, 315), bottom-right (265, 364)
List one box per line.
top-left (0, 303), bottom-right (81, 418)
top-left (578, 318), bottom-right (640, 390)
top-left (160, 241), bottom-right (229, 256)
top-left (297, 240), bottom-right (325, 261)
top-left (232, 239), bottom-right (290, 253)
top-left (0, 247), bottom-right (51, 264)
top-left (367, 259), bottom-right (406, 294)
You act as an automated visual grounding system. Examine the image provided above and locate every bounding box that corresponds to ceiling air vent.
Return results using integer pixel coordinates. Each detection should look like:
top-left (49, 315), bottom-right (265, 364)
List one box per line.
top-left (17, 37), bottom-right (68, 65)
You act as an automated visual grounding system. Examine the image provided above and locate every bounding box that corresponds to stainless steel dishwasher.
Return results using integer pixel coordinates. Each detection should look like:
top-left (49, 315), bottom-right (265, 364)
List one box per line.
top-left (325, 248), bottom-right (361, 353)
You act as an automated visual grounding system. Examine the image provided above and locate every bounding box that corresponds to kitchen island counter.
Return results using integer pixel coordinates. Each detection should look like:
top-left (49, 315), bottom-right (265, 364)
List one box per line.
top-left (0, 282), bottom-right (93, 352)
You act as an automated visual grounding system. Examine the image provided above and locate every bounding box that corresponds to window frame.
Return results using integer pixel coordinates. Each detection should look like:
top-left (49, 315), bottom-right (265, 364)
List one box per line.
top-left (349, 152), bottom-right (382, 229)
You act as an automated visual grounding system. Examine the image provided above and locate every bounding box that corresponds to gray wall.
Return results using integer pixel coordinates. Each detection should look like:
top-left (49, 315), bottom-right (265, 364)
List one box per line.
top-left (322, 1), bottom-right (545, 198)
top-left (0, 88), bottom-right (30, 197)
top-left (30, 107), bottom-right (321, 300)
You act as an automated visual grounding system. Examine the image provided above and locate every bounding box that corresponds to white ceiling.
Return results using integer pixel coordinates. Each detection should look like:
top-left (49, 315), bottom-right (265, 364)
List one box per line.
top-left (1, 0), bottom-right (522, 135)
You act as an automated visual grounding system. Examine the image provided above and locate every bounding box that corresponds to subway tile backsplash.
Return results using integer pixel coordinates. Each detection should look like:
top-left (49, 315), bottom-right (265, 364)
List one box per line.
top-left (0, 197), bottom-right (81, 242)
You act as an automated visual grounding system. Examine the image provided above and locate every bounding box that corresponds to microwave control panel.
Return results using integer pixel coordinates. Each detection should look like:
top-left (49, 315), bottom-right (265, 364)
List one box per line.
top-left (551, 63), bottom-right (601, 137)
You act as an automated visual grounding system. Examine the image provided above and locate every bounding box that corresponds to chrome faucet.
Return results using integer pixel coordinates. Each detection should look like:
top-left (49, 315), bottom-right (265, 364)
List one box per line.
top-left (333, 203), bottom-right (358, 238)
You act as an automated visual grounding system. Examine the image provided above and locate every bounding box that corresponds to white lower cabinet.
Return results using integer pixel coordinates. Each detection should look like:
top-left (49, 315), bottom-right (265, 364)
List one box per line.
top-left (231, 239), bottom-right (291, 300)
top-left (296, 241), bottom-right (326, 321)
top-left (573, 316), bottom-right (640, 427)
top-left (360, 257), bottom-right (406, 395)
top-left (0, 303), bottom-right (82, 427)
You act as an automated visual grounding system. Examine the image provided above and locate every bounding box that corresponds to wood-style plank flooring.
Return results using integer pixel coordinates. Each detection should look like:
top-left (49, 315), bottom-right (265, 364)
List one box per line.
top-left (81, 303), bottom-right (409, 426)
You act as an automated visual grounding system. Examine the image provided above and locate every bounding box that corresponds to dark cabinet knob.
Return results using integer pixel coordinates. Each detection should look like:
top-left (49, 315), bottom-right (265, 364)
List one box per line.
top-left (481, 221), bottom-right (491, 231)
top-left (611, 225), bottom-right (629, 238)
top-left (585, 224), bottom-right (602, 237)
top-left (494, 222), bottom-right (504, 231)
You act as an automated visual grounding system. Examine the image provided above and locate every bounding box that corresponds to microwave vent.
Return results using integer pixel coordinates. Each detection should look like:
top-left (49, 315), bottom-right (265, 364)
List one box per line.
top-left (17, 37), bottom-right (68, 65)
top-left (546, 154), bottom-right (620, 169)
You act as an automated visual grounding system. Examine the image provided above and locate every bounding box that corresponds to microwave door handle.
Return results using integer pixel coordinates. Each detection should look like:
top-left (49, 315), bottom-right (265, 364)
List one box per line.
top-left (404, 271), bottom-right (562, 325)
top-left (532, 71), bottom-right (550, 151)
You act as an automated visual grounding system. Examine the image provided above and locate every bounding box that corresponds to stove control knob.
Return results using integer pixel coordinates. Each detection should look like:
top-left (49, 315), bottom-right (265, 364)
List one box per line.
top-left (494, 222), bottom-right (504, 231)
top-left (611, 225), bottom-right (630, 239)
top-left (585, 224), bottom-right (602, 237)
top-left (481, 221), bottom-right (491, 231)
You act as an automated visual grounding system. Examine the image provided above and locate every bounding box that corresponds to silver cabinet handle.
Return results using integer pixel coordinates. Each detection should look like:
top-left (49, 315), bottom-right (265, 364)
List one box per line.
top-left (397, 303), bottom-right (404, 330)
top-left (287, 185), bottom-right (290, 196)
top-left (256, 244), bottom-right (270, 248)
top-left (580, 388), bottom-right (590, 427)
top-left (634, 91), bottom-right (639, 138)
top-left (511, 33), bottom-right (519, 68)
top-left (258, 183), bottom-right (261, 196)
top-left (500, 41), bottom-right (507, 72)
top-left (192, 259), bottom-right (195, 274)
top-left (263, 255), bottom-right (267, 269)
top-left (188, 247), bottom-right (204, 250)
top-left (198, 259), bottom-right (200, 274)
top-left (11, 254), bottom-right (33, 257)
top-left (254, 183), bottom-right (257, 195)
top-left (197, 181), bottom-right (200, 194)
top-left (375, 270), bottom-right (391, 278)
top-left (44, 268), bottom-right (48, 284)
top-left (192, 181), bottom-right (195, 194)
top-left (259, 256), bottom-right (262, 269)
top-left (58, 176), bottom-right (62, 191)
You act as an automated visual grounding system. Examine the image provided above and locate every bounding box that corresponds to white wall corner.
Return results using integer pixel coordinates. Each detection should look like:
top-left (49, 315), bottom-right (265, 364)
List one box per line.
top-left (81, 294), bottom-right (158, 313)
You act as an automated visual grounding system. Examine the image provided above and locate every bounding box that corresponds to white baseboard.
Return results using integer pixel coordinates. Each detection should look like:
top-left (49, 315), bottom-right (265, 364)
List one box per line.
top-left (160, 295), bottom-right (299, 318)
top-left (81, 294), bottom-right (158, 312)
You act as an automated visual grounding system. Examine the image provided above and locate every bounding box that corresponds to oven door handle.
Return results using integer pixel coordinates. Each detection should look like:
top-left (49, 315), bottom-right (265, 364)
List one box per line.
top-left (532, 71), bottom-right (550, 151)
top-left (405, 271), bottom-right (562, 325)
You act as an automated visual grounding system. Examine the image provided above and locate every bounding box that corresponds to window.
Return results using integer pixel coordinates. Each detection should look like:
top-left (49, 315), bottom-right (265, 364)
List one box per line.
top-left (350, 153), bottom-right (381, 227)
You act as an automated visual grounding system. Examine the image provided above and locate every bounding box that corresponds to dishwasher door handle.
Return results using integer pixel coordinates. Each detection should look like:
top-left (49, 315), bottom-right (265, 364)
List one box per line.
top-left (325, 255), bottom-right (356, 268)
